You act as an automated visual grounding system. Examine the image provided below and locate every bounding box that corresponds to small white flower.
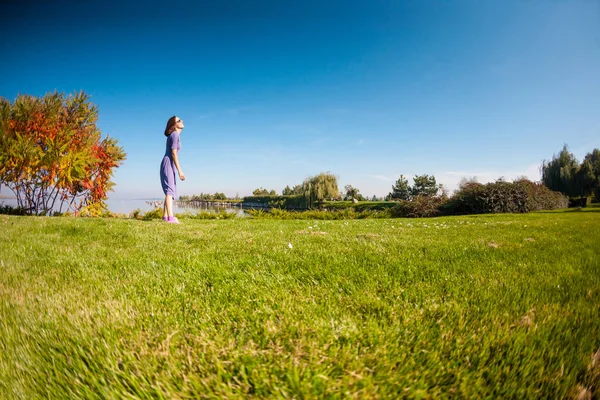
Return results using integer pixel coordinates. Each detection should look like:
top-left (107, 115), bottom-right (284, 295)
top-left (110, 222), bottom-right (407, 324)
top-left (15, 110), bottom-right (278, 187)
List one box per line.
top-left (288, 243), bottom-right (293, 249)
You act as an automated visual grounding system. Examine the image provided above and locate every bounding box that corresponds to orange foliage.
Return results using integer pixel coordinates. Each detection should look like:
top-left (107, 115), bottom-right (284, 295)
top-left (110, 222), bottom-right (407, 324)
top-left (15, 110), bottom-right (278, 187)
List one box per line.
top-left (0, 91), bottom-right (126, 215)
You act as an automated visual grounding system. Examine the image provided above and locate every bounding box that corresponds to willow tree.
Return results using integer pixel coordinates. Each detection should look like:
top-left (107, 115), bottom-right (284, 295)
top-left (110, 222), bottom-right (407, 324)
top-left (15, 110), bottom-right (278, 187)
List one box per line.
top-left (302, 172), bottom-right (340, 208)
top-left (0, 91), bottom-right (126, 215)
top-left (584, 149), bottom-right (600, 201)
top-left (541, 145), bottom-right (579, 197)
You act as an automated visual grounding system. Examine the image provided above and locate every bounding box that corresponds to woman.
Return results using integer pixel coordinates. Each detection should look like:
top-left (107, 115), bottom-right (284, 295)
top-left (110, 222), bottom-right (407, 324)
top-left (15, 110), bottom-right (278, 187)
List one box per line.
top-left (160, 116), bottom-right (185, 223)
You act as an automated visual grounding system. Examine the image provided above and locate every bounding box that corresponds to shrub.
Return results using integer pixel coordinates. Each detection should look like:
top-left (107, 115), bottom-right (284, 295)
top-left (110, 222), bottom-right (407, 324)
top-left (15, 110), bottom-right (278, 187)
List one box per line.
top-left (246, 208), bottom-right (388, 220)
top-left (0, 203), bottom-right (28, 215)
top-left (481, 180), bottom-right (529, 213)
top-left (78, 202), bottom-right (106, 218)
top-left (517, 179), bottom-right (568, 210)
top-left (443, 182), bottom-right (488, 215)
top-left (320, 201), bottom-right (396, 212)
top-left (130, 208), bottom-right (142, 219)
top-left (180, 211), bottom-right (236, 220)
top-left (242, 195), bottom-right (307, 209)
top-left (568, 197), bottom-right (592, 208)
top-left (445, 179), bottom-right (567, 215)
top-left (142, 207), bottom-right (164, 220)
top-left (390, 196), bottom-right (447, 218)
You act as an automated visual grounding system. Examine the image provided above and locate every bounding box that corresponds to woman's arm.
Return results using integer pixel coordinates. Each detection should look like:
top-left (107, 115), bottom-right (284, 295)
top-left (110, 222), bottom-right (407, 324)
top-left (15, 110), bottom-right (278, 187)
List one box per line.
top-left (172, 149), bottom-right (185, 180)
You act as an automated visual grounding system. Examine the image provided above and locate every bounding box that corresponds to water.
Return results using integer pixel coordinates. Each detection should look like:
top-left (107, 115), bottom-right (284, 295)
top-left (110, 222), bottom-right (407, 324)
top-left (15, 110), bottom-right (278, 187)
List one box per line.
top-left (1, 197), bottom-right (246, 216)
top-left (106, 199), bottom-right (246, 216)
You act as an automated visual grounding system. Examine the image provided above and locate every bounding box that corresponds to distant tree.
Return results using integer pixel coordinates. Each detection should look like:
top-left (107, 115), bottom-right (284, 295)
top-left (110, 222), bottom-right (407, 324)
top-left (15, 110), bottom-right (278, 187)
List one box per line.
top-left (179, 195), bottom-right (190, 202)
top-left (344, 184), bottom-right (364, 201)
top-left (584, 149), bottom-right (600, 201)
top-left (371, 195), bottom-right (378, 202)
top-left (252, 187), bottom-right (270, 196)
top-left (302, 172), bottom-right (340, 208)
top-left (213, 192), bottom-right (227, 200)
top-left (292, 185), bottom-right (303, 195)
top-left (411, 174), bottom-right (439, 197)
top-left (459, 177), bottom-right (479, 188)
top-left (387, 175), bottom-right (411, 201)
top-left (282, 185), bottom-right (293, 195)
top-left (541, 145), bottom-right (580, 198)
top-left (574, 158), bottom-right (596, 203)
top-left (438, 184), bottom-right (449, 198)
top-left (0, 91), bottom-right (126, 215)
top-left (269, 189), bottom-right (276, 196)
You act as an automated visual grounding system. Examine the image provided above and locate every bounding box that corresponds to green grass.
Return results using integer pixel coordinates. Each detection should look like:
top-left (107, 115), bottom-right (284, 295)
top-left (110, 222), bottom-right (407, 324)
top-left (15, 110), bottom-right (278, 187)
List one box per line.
top-left (1, 210), bottom-right (599, 398)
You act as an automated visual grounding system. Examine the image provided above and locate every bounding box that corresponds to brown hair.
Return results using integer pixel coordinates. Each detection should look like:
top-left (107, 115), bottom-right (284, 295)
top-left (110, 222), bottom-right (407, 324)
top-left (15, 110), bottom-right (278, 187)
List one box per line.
top-left (164, 116), bottom-right (178, 137)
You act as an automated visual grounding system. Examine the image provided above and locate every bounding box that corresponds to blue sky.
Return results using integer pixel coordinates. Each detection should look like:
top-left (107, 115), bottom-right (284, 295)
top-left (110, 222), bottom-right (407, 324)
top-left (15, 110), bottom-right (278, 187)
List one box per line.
top-left (1, 0), bottom-right (599, 199)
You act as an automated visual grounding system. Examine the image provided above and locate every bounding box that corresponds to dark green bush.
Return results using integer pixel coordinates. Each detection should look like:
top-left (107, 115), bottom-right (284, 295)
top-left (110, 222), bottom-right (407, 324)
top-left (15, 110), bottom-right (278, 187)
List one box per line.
top-left (320, 201), bottom-right (396, 212)
top-left (445, 179), bottom-right (567, 215)
top-left (517, 179), bottom-right (568, 210)
top-left (0, 204), bottom-right (28, 215)
top-left (242, 195), bottom-right (307, 209)
top-left (568, 197), bottom-right (592, 208)
top-left (390, 196), bottom-right (448, 218)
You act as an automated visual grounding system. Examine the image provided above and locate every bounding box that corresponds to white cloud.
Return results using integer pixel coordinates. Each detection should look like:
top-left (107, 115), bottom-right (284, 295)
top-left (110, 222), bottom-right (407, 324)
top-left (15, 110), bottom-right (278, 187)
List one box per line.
top-left (372, 175), bottom-right (393, 181)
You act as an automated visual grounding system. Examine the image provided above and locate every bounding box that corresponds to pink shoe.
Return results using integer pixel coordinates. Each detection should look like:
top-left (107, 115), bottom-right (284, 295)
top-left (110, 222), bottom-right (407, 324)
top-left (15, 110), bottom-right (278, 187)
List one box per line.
top-left (166, 216), bottom-right (180, 224)
top-left (162, 216), bottom-right (168, 221)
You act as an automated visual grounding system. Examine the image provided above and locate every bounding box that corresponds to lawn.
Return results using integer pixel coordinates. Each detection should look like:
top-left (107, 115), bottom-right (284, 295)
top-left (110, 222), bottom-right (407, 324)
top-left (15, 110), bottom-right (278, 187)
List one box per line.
top-left (1, 210), bottom-right (599, 398)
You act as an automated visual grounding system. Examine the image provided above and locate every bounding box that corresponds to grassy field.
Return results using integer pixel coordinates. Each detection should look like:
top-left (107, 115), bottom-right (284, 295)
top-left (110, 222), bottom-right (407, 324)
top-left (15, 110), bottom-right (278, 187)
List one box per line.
top-left (1, 210), bottom-right (599, 398)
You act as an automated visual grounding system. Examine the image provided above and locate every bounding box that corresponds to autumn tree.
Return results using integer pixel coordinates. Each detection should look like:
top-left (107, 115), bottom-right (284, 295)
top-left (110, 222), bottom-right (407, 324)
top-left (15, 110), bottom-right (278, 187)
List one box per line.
top-left (0, 91), bottom-right (126, 215)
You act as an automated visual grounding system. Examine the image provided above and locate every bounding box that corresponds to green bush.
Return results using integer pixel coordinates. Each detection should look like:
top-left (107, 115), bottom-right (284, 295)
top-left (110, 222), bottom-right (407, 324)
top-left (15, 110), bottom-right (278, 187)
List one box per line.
top-left (517, 179), bottom-right (568, 210)
top-left (0, 204), bottom-right (28, 215)
top-left (481, 180), bottom-right (530, 213)
top-left (179, 210), bottom-right (236, 220)
top-left (245, 208), bottom-right (389, 220)
top-left (242, 195), bottom-right (307, 209)
top-left (130, 208), bottom-right (142, 219)
top-left (142, 207), bottom-right (164, 220)
top-left (321, 201), bottom-right (396, 212)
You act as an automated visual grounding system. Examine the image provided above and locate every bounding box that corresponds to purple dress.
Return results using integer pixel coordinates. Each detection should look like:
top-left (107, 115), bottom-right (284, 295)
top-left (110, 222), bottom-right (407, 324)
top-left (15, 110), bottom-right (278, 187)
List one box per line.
top-left (160, 132), bottom-right (181, 197)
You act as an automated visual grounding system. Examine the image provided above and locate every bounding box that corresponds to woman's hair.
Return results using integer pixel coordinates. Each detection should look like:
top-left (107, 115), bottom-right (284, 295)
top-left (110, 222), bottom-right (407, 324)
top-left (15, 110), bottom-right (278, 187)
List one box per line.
top-left (164, 116), bottom-right (178, 137)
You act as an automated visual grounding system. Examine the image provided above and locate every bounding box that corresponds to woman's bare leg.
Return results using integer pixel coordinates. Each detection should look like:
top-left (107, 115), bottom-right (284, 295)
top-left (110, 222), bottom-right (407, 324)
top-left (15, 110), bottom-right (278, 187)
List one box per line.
top-left (166, 195), bottom-right (174, 217)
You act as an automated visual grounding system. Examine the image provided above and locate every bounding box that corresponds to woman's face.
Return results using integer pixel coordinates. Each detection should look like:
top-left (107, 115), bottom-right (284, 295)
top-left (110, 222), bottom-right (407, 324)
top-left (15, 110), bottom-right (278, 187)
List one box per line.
top-left (176, 117), bottom-right (184, 130)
